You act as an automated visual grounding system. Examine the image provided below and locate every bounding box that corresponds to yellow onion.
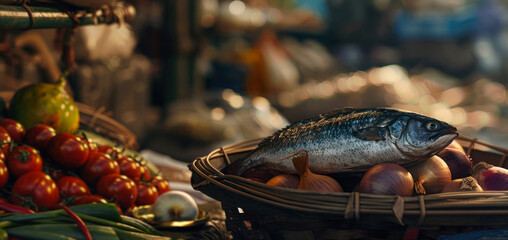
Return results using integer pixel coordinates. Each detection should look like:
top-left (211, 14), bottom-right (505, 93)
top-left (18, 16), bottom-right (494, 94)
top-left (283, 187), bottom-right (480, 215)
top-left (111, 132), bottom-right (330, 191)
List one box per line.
top-left (441, 176), bottom-right (483, 193)
top-left (358, 163), bottom-right (414, 196)
top-left (406, 156), bottom-right (452, 194)
top-left (471, 162), bottom-right (508, 190)
top-left (266, 174), bottom-right (299, 189)
top-left (291, 152), bottom-right (343, 192)
top-left (437, 148), bottom-right (473, 179)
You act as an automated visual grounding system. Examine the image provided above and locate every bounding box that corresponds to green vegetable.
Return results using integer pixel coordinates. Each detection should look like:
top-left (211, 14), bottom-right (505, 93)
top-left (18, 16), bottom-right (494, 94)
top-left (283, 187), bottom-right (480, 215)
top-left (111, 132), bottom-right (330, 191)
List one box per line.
top-left (6, 230), bottom-right (77, 240)
top-left (121, 215), bottom-right (163, 236)
top-left (114, 228), bottom-right (174, 240)
top-left (75, 213), bottom-right (144, 233)
top-left (0, 228), bottom-right (7, 240)
top-left (0, 203), bottom-right (119, 223)
top-left (6, 224), bottom-right (118, 240)
top-left (0, 204), bottom-right (166, 239)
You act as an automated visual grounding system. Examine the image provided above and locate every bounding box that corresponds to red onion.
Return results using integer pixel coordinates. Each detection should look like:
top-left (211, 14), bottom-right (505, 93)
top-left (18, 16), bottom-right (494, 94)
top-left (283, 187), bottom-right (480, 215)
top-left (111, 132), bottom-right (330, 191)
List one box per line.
top-left (406, 156), bottom-right (452, 194)
top-left (358, 163), bottom-right (414, 196)
top-left (441, 176), bottom-right (483, 193)
top-left (446, 140), bottom-right (466, 154)
top-left (437, 148), bottom-right (473, 179)
top-left (266, 174), bottom-right (299, 189)
top-left (471, 162), bottom-right (508, 190)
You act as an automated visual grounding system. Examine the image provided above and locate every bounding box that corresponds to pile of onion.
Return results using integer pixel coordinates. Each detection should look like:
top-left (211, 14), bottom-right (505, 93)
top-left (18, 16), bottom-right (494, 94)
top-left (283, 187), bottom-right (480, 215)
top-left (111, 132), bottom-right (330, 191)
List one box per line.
top-left (406, 156), bottom-right (452, 194)
top-left (471, 162), bottom-right (508, 190)
top-left (358, 163), bottom-right (414, 196)
top-left (437, 148), bottom-right (472, 179)
top-left (291, 151), bottom-right (343, 192)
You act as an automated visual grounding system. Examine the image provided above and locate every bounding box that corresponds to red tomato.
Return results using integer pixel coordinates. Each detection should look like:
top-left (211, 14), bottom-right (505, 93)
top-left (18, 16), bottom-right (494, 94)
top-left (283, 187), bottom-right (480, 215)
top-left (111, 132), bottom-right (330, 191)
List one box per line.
top-left (71, 194), bottom-right (108, 206)
top-left (96, 174), bottom-right (137, 211)
top-left (0, 119), bottom-right (25, 143)
top-left (79, 135), bottom-right (98, 154)
top-left (151, 176), bottom-right (171, 194)
top-left (47, 133), bottom-right (90, 169)
top-left (57, 176), bottom-right (90, 198)
top-left (0, 151), bottom-right (5, 163)
top-left (23, 124), bottom-right (56, 151)
top-left (0, 127), bottom-right (12, 154)
top-left (98, 145), bottom-right (124, 160)
top-left (7, 145), bottom-right (43, 177)
top-left (0, 161), bottom-right (8, 189)
top-left (46, 167), bottom-right (66, 182)
top-left (140, 165), bottom-right (152, 182)
top-left (11, 171), bottom-right (60, 210)
top-left (135, 181), bottom-right (159, 206)
top-left (80, 152), bottom-right (120, 185)
top-left (116, 157), bottom-right (143, 181)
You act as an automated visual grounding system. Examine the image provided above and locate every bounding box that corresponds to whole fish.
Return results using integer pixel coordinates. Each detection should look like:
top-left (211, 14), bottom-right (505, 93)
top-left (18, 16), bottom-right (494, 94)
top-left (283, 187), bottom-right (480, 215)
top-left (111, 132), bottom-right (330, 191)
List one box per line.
top-left (234, 108), bottom-right (458, 175)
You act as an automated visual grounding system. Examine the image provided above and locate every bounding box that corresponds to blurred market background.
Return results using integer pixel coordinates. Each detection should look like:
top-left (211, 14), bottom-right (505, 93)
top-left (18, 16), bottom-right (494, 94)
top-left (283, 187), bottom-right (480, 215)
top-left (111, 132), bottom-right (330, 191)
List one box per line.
top-left (2, 0), bottom-right (508, 163)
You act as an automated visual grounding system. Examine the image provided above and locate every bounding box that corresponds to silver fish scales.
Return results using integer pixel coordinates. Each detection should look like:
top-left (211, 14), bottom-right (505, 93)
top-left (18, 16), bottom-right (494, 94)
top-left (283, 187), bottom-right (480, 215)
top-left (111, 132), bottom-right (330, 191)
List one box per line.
top-left (234, 108), bottom-right (458, 175)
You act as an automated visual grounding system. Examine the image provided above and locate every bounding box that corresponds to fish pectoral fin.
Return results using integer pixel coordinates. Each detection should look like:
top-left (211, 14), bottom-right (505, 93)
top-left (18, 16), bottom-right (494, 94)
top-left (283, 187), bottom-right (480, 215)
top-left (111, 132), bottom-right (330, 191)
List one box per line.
top-left (353, 127), bottom-right (386, 141)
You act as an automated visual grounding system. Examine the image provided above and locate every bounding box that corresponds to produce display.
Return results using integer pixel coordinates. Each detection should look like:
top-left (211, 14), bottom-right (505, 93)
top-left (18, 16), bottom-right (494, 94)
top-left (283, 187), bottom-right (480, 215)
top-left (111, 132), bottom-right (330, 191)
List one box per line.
top-left (232, 107), bottom-right (502, 197)
top-left (0, 80), bottom-right (186, 239)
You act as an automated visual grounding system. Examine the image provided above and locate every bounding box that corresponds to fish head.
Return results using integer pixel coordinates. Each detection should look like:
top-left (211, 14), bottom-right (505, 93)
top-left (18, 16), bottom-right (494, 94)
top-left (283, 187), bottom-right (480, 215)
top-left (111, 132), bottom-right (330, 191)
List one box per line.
top-left (395, 117), bottom-right (458, 158)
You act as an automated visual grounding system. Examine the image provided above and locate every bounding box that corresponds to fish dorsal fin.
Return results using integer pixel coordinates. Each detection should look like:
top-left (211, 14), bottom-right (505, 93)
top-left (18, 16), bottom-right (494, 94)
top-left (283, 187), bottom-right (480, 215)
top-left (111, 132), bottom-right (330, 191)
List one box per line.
top-left (318, 107), bottom-right (360, 120)
top-left (353, 127), bottom-right (386, 141)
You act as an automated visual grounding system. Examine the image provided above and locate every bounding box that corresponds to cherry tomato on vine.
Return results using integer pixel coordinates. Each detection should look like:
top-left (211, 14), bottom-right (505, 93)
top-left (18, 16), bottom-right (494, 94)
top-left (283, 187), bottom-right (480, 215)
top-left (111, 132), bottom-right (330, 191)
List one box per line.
top-left (116, 156), bottom-right (143, 181)
top-left (135, 181), bottom-right (159, 206)
top-left (151, 176), bottom-right (171, 194)
top-left (0, 161), bottom-right (8, 189)
top-left (57, 176), bottom-right (90, 198)
top-left (0, 119), bottom-right (25, 143)
top-left (23, 124), bottom-right (56, 151)
top-left (11, 171), bottom-right (60, 210)
top-left (7, 145), bottom-right (42, 177)
top-left (45, 166), bottom-right (66, 182)
top-left (0, 151), bottom-right (5, 163)
top-left (98, 145), bottom-right (124, 160)
top-left (47, 133), bottom-right (89, 169)
top-left (79, 134), bottom-right (98, 154)
top-left (0, 127), bottom-right (12, 154)
top-left (71, 194), bottom-right (108, 206)
top-left (140, 165), bottom-right (152, 182)
top-left (96, 174), bottom-right (137, 211)
top-left (80, 152), bottom-right (120, 185)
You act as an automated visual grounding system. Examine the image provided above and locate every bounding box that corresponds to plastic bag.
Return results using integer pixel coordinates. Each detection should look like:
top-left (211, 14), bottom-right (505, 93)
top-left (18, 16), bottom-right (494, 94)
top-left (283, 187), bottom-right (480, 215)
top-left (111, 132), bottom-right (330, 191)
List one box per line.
top-left (74, 23), bottom-right (136, 61)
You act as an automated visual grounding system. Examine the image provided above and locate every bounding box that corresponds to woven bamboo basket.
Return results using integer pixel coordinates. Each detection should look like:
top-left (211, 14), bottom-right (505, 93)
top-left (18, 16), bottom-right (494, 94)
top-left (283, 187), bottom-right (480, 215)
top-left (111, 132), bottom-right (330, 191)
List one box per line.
top-left (189, 136), bottom-right (508, 240)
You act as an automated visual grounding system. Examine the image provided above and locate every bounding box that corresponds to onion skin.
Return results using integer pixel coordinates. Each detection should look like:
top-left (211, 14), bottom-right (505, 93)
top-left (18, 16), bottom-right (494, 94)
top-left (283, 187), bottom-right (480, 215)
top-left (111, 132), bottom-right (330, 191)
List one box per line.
top-left (441, 176), bottom-right (483, 193)
top-left (406, 156), bottom-right (452, 194)
top-left (472, 162), bottom-right (508, 191)
top-left (446, 140), bottom-right (466, 154)
top-left (437, 148), bottom-right (473, 179)
top-left (358, 163), bottom-right (414, 196)
top-left (266, 174), bottom-right (299, 189)
top-left (292, 152), bottom-right (343, 193)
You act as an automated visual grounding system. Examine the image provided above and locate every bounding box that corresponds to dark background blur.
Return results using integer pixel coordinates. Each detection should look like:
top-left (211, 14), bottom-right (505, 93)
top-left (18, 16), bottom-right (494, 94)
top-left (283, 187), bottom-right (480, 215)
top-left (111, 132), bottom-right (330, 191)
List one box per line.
top-left (3, 0), bottom-right (508, 161)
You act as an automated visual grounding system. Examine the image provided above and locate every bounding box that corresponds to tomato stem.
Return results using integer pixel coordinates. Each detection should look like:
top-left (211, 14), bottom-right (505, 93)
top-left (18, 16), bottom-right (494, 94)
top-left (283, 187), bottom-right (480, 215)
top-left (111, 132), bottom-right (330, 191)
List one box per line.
top-left (14, 149), bottom-right (29, 163)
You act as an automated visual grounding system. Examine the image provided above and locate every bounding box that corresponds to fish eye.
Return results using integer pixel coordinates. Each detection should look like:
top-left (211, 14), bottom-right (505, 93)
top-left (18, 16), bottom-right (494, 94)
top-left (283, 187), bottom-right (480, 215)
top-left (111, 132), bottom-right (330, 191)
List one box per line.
top-left (425, 121), bottom-right (440, 131)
